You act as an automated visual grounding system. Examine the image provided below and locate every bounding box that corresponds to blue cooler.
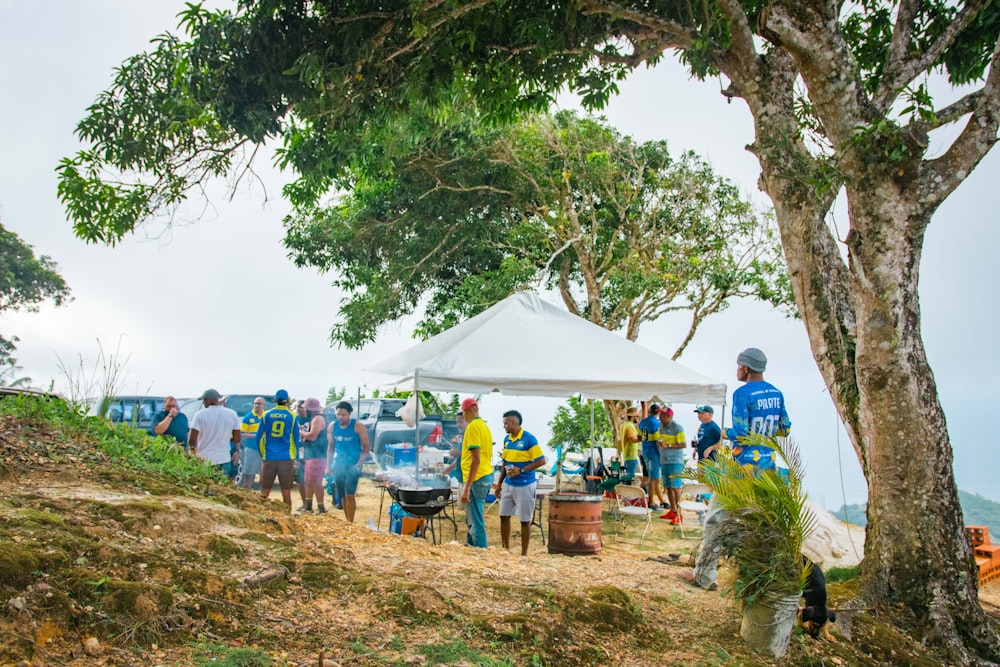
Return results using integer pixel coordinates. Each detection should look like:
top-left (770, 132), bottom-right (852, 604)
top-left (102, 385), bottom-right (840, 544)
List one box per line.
top-left (386, 443), bottom-right (417, 467)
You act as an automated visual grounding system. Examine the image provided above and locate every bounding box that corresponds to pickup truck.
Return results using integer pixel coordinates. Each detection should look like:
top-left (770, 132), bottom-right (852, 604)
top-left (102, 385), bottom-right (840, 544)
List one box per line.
top-left (327, 398), bottom-right (458, 467)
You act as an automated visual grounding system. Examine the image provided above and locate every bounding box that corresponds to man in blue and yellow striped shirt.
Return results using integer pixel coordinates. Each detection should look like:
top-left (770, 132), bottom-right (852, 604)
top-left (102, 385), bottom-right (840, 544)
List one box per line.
top-left (496, 409), bottom-right (547, 556)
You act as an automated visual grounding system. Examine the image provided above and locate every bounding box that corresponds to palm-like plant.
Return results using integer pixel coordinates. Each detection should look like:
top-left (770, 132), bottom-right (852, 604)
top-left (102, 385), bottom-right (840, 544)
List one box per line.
top-left (685, 435), bottom-right (816, 604)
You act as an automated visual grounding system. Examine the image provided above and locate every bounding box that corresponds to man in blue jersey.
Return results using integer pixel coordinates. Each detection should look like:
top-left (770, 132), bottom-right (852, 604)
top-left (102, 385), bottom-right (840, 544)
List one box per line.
top-left (330, 401), bottom-right (370, 523)
top-left (637, 404), bottom-right (667, 510)
top-left (727, 347), bottom-right (791, 469)
top-left (692, 406), bottom-right (722, 462)
top-left (681, 348), bottom-right (791, 591)
top-left (258, 389), bottom-right (300, 511)
top-left (495, 410), bottom-right (547, 556)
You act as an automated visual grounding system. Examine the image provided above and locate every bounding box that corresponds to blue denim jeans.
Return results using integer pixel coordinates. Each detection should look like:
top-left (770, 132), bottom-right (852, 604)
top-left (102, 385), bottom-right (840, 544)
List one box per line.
top-left (465, 473), bottom-right (494, 548)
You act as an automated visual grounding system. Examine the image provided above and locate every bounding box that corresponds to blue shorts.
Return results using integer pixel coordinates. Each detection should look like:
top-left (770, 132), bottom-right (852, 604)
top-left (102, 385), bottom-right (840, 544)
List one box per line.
top-left (643, 453), bottom-right (660, 480)
top-left (660, 463), bottom-right (684, 488)
top-left (333, 464), bottom-right (362, 495)
top-left (623, 459), bottom-right (638, 478)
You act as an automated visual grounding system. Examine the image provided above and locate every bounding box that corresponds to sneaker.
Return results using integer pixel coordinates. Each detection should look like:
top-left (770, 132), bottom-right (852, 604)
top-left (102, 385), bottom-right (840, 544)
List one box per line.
top-left (670, 515), bottom-right (683, 525)
top-left (661, 510), bottom-right (677, 520)
top-left (316, 505), bottom-right (327, 514)
top-left (296, 505), bottom-right (312, 515)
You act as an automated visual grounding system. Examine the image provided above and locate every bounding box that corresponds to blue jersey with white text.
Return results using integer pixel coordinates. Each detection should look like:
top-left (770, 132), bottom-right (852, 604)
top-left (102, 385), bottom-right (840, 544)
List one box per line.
top-left (726, 381), bottom-right (790, 469)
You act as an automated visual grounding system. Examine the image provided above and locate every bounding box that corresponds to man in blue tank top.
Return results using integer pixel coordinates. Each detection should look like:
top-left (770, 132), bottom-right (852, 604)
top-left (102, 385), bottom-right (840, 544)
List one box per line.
top-left (330, 401), bottom-right (370, 523)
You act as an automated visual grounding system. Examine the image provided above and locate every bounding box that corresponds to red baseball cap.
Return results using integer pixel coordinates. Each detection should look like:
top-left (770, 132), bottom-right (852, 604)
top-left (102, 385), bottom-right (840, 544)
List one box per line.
top-left (461, 397), bottom-right (479, 411)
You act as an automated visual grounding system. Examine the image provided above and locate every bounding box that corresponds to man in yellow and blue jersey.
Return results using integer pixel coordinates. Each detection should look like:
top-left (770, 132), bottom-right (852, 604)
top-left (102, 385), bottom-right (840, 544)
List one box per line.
top-left (495, 410), bottom-right (546, 556)
top-left (237, 397), bottom-right (266, 489)
top-left (258, 389), bottom-right (300, 511)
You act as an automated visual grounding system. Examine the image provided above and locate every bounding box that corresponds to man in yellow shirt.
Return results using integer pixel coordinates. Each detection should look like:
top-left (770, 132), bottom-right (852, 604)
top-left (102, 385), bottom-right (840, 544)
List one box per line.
top-left (618, 406), bottom-right (642, 482)
top-left (460, 398), bottom-right (494, 548)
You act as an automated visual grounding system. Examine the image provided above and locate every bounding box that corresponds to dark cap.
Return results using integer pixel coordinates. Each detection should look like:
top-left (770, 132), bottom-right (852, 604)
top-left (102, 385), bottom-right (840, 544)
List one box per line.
top-left (694, 405), bottom-right (714, 414)
top-left (199, 389), bottom-right (221, 400)
top-left (274, 389), bottom-right (289, 402)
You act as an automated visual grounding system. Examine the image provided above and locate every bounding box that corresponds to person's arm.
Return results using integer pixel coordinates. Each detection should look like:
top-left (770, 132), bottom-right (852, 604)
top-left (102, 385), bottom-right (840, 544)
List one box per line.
top-left (495, 458), bottom-right (507, 491)
top-left (326, 422), bottom-right (336, 472)
top-left (522, 454), bottom-right (547, 474)
top-left (671, 428), bottom-right (687, 449)
top-left (355, 420), bottom-right (370, 468)
top-left (627, 423), bottom-right (641, 443)
top-left (462, 447), bottom-right (480, 503)
top-left (153, 409), bottom-right (176, 435)
top-left (727, 394), bottom-right (750, 442)
top-left (778, 402), bottom-right (791, 437)
top-left (188, 428), bottom-right (199, 455)
top-left (301, 415), bottom-right (323, 442)
top-left (703, 423), bottom-right (722, 458)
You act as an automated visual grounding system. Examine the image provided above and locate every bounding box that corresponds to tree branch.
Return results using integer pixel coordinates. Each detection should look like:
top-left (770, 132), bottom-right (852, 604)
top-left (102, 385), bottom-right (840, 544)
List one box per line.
top-left (920, 89), bottom-right (984, 131)
top-left (874, 0), bottom-right (993, 112)
top-left (715, 0), bottom-right (759, 79)
top-left (917, 35), bottom-right (1000, 218)
top-left (383, 0), bottom-right (494, 64)
top-left (580, 0), bottom-right (700, 50)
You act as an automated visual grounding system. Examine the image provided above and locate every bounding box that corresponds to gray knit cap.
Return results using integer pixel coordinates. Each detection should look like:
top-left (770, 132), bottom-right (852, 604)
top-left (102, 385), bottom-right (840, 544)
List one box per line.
top-left (737, 348), bottom-right (767, 372)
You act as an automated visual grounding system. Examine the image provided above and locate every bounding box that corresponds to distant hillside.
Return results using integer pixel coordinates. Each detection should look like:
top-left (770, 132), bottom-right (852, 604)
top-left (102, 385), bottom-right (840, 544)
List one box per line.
top-left (833, 491), bottom-right (1000, 537)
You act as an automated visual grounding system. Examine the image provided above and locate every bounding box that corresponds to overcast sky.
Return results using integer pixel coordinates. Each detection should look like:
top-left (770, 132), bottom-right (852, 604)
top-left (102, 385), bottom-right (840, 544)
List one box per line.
top-left (2, 1), bottom-right (998, 508)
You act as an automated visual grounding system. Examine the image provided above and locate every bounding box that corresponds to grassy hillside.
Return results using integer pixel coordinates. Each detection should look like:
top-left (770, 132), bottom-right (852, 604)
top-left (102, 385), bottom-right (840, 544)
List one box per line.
top-left (833, 491), bottom-right (1000, 537)
top-left (0, 394), bottom-right (992, 666)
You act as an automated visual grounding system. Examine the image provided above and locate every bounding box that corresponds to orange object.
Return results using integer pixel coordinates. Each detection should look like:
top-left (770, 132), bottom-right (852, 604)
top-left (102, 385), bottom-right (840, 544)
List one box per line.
top-left (966, 525), bottom-right (990, 547)
top-left (400, 516), bottom-right (426, 537)
top-left (974, 544), bottom-right (1000, 563)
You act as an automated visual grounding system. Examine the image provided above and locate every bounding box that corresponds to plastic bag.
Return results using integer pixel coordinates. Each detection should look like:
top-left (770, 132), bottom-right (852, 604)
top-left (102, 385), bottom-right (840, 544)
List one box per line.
top-left (395, 394), bottom-right (425, 427)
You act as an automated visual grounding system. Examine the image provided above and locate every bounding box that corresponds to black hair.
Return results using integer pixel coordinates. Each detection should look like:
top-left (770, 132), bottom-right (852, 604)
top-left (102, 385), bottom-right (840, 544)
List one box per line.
top-left (502, 410), bottom-right (522, 424)
top-left (335, 401), bottom-right (353, 413)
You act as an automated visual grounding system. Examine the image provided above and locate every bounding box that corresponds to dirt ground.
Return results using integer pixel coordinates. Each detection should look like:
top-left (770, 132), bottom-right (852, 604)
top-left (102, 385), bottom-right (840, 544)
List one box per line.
top-left (1, 414), bottom-right (998, 667)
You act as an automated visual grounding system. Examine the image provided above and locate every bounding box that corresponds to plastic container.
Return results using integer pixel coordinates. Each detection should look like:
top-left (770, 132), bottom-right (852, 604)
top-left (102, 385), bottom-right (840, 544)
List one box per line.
top-left (386, 443), bottom-right (416, 466)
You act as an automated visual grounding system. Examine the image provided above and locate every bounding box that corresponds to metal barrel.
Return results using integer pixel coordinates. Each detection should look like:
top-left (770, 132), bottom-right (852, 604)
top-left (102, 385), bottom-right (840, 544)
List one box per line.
top-left (547, 493), bottom-right (603, 556)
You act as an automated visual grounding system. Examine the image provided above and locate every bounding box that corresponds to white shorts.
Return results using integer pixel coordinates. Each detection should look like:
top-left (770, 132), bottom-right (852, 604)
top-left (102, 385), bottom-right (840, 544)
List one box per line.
top-left (499, 482), bottom-right (537, 523)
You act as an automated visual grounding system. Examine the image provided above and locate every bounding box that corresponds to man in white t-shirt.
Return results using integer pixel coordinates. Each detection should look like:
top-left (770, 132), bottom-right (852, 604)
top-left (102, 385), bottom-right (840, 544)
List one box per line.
top-left (189, 389), bottom-right (241, 473)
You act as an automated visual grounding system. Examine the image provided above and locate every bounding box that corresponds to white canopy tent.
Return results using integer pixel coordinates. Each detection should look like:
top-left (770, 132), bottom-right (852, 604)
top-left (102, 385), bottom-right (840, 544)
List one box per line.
top-left (366, 291), bottom-right (727, 404)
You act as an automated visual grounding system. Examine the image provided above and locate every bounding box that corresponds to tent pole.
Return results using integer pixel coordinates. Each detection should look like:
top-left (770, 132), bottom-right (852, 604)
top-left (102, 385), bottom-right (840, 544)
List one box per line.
top-left (589, 399), bottom-right (595, 486)
top-left (414, 370), bottom-right (420, 483)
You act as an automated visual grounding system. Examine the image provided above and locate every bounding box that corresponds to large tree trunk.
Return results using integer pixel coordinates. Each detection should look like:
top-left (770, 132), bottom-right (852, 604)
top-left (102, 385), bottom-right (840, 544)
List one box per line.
top-left (847, 185), bottom-right (999, 662)
top-left (737, 44), bottom-right (1000, 663)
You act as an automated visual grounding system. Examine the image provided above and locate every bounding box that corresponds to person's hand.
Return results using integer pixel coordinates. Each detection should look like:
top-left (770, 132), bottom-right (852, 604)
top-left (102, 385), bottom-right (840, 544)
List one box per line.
top-left (461, 488), bottom-right (471, 503)
top-left (168, 407), bottom-right (179, 418)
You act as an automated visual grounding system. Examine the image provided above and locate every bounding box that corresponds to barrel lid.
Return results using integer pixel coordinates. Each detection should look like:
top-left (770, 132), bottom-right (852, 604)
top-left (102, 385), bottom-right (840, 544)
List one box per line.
top-left (549, 493), bottom-right (603, 502)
